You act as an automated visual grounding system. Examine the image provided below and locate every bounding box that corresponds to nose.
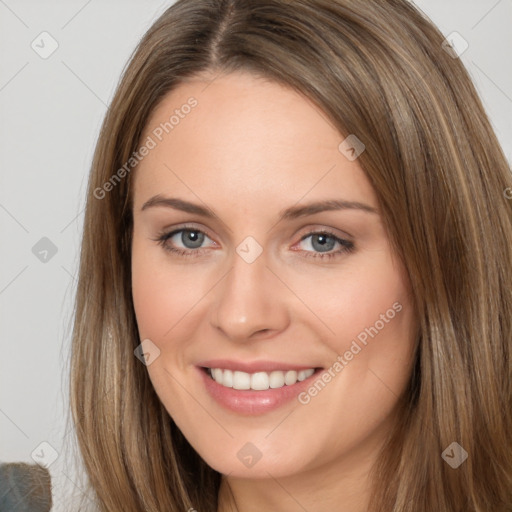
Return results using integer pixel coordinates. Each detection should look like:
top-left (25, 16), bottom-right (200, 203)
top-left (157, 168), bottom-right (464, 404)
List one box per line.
top-left (209, 247), bottom-right (290, 343)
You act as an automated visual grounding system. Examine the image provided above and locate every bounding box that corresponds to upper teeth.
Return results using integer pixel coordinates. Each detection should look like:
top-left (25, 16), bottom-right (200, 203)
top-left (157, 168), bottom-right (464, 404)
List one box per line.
top-left (209, 368), bottom-right (315, 390)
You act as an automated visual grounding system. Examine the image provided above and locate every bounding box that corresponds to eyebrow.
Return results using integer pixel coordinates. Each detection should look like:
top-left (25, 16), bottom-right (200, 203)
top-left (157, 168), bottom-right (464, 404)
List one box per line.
top-left (141, 195), bottom-right (378, 220)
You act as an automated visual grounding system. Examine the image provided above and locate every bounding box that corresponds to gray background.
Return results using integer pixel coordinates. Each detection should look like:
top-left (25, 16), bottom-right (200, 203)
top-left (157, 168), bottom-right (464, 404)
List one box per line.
top-left (1, 0), bottom-right (511, 509)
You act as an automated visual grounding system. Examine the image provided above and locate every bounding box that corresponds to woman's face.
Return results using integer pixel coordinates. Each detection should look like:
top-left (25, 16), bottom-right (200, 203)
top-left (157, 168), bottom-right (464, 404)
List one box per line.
top-left (131, 71), bottom-right (417, 480)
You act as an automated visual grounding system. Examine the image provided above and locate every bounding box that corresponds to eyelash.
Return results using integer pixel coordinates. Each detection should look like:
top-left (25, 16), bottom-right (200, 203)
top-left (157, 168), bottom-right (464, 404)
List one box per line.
top-left (153, 225), bottom-right (355, 261)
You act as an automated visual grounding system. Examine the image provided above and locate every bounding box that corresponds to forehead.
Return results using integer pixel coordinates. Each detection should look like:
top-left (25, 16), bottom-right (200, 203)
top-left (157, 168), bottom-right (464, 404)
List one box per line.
top-left (133, 72), bottom-right (377, 213)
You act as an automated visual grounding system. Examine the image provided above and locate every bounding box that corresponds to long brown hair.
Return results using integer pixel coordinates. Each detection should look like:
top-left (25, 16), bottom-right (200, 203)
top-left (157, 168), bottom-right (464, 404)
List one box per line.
top-left (70, 0), bottom-right (512, 510)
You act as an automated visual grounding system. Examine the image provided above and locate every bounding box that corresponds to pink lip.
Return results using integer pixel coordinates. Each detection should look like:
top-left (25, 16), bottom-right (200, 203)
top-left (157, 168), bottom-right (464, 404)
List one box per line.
top-left (197, 359), bottom-right (319, 373)
top-left (196, 364), bottom-right (322, 415)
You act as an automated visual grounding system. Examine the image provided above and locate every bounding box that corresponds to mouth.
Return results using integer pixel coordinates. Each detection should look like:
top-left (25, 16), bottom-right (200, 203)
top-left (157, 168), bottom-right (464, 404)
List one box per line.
top-left (203, 367), bottom-right (318, 390)
top-left (197, 362), bottom-right (324, 415)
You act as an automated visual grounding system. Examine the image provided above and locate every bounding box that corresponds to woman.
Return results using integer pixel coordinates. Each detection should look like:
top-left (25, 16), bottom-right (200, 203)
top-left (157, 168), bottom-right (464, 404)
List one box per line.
top-left (70, 0), bottom-right (512, 510)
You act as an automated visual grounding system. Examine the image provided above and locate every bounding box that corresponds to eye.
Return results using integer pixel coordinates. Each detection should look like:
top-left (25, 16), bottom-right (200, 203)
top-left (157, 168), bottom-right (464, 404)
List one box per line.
top-left (153, 227), bottom-right (215, 257)
top-left (295, 231), bottom-right (355, 260)
top-left (153, 226), bottom-right (355, 261)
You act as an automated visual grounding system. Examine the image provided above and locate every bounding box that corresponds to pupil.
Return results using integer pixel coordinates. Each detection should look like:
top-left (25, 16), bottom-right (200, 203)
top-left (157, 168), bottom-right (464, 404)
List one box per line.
top-left (313, 234), bottom-right (334, 252)
top-left (183, 230), bottom-right (204, 248)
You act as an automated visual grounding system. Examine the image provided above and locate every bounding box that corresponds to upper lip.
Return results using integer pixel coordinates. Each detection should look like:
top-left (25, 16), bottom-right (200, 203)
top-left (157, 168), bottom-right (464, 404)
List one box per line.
top-left (197, 359), bottom-right (322, 373)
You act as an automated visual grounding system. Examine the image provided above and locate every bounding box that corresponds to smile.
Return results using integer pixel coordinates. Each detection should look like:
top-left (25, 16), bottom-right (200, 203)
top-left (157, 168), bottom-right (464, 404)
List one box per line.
top-left (198, 362), bottom-right (324, 415)
top-left (207, 367), bottom-right (316, 390)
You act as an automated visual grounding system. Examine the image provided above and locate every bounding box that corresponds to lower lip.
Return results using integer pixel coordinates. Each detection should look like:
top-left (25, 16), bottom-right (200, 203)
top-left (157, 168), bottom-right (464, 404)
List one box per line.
top-left (198, 367), bottom-right (321, 415)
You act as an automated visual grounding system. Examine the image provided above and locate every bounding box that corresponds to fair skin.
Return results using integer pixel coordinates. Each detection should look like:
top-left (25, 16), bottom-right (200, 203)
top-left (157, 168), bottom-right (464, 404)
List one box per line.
top-left (131, 71), bottom-right (417, 511)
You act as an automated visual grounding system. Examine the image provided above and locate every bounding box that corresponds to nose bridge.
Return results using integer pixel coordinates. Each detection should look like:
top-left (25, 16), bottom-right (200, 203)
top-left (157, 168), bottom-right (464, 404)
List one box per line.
top-left (210, 239), bottom-right (288, 340)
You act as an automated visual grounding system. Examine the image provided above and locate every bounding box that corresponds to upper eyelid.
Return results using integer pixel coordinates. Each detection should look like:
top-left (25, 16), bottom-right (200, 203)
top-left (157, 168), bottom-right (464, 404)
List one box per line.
top-left (162, 220), bottom-right (353, 238)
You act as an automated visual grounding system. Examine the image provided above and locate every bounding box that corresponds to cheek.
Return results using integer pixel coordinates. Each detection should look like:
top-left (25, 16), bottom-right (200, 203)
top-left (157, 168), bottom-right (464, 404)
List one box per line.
top-left (133, 235), bottom-right (414, 361)
top-left (290, 247), bottom-right (411, 346)
top-left (131, 236), bottom-right (212, 342)
top-left (292, 247), bottom-right (416, 400)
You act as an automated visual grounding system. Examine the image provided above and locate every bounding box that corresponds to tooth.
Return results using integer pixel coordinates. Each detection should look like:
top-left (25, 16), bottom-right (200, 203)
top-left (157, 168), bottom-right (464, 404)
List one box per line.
top-left (210, 368), bottom-right (315, 389)
top-left (284, 370), bottom-right (298, 385)
top-left (269, 371), bottom-right (285, 388)
top-left (223, 369), bottom-right (233, 388)
top-left (251, 372), bottom-right (269, 390)
top-left (233, 371), bottom-right (251, 390)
